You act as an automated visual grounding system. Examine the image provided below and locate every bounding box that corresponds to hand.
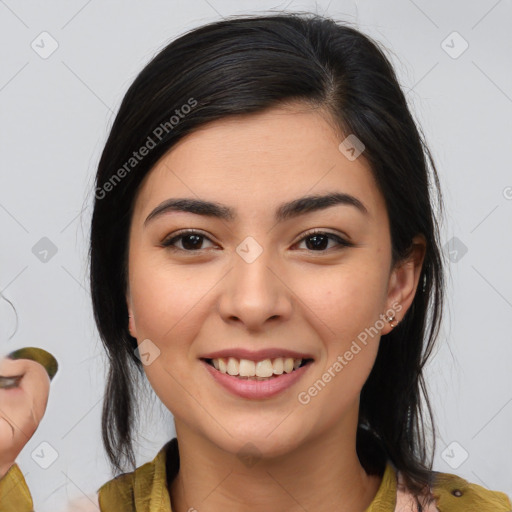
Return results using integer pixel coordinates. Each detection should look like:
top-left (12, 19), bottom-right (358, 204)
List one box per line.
top-left (0, 355), bottom-right (51, 478)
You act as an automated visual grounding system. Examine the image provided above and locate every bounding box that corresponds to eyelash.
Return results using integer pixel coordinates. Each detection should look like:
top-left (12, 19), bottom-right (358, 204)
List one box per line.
top-left (161, 229), bottom-right (353, 253)
top-left (0, 374), bottom-right (23, 390)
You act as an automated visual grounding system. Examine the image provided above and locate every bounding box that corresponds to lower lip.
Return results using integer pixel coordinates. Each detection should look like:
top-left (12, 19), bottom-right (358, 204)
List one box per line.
top-left (201, 360), bottom-right (312, 399)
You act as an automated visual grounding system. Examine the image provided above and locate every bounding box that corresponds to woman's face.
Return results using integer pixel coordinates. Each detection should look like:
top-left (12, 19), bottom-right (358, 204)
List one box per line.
top-left (126, 104), bottom-right (424, 457)
top-left (0, 357), bottom-right (50, 469)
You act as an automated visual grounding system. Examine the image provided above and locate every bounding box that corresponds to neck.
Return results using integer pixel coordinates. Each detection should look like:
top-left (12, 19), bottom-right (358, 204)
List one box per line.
top-left (169, 411), bottom-right (383, 512)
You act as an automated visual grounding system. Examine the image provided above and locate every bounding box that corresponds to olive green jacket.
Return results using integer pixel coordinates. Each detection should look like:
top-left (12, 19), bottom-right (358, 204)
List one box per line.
top-left (1, 438), bottom-right (510, 511)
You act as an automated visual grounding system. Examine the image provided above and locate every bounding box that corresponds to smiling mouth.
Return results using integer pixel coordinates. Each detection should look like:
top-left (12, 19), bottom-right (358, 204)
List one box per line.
top-left (202, 357), bottom-right (314, 380)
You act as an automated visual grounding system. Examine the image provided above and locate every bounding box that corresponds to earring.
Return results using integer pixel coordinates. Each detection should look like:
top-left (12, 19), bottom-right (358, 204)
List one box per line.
top-left (385, 312), bottom-right (399, 329)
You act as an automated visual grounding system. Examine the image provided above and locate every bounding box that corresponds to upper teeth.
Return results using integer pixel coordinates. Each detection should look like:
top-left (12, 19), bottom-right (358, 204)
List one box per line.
top-left (211, 357), bottom-right (303, 377)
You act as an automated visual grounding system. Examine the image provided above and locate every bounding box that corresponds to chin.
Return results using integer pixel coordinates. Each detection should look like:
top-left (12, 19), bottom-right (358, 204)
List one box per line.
top-left (202, 421), bottom-right (306, 462)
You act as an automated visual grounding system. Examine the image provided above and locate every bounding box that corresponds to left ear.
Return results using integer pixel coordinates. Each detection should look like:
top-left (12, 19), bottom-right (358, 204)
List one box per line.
top-left (381, 234), bottom-right (426, 335)
top-left (126, 285), bottom-right (137, 339)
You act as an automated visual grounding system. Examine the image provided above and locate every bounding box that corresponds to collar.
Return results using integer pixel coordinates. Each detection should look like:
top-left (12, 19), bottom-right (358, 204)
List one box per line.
top-left (364, 460), bottom-right (397, 511)
top-left (98, 438), bottom-right (401, 511)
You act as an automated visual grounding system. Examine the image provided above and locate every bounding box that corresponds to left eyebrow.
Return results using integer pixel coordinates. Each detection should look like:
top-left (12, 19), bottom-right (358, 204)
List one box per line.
top-left (143, 192), bottom-right (369, 227)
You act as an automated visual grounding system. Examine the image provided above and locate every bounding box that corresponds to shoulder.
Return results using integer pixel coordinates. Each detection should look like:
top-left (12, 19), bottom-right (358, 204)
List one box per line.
top-left (97, 469), bottom-right (136, 511)
top-left (0, 463), bottom-right (34, 511)
top-left (97, 440), bottom-right (176, 511)
top-left (395, 464), bottom-right (511, 512)
top-left (429, 469), bottom-right (511, 511)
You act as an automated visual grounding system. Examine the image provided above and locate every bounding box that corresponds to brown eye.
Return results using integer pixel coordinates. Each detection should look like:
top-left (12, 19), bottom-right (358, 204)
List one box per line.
top-left (162, 230), bottom-right (216, 252)
top-left (295, 230), bottom-right (353, 252)
top-left (161, 229), bottom-right (352, 253)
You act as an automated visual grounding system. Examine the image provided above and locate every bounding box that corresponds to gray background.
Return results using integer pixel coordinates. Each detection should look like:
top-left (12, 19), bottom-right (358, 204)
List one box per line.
top-left (1, 0), bottom-right (511, 510)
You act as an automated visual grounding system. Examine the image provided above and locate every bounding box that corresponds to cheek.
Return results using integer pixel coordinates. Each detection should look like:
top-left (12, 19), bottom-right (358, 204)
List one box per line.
top-left (291, 259), bottom-right (388, 407)
top-left (128, 258), bottom-right (218, 405)
top-left (129, 258), bottom-right (210, 343)
top-left (295, 259), bottom-right (388, 344)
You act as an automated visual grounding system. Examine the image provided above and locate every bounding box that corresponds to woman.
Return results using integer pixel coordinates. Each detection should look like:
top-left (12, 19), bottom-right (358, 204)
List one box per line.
top-left (1, 11), bottom-right (510, 512)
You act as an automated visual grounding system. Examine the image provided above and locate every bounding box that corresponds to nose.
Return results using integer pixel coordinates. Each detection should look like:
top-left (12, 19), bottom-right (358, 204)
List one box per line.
top-left (217, 246), bottom-right (293, 332)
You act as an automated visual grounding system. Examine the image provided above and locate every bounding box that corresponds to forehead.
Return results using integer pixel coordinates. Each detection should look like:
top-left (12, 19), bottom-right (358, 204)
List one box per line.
top-left (133, 105), bottom-right (385, 222)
